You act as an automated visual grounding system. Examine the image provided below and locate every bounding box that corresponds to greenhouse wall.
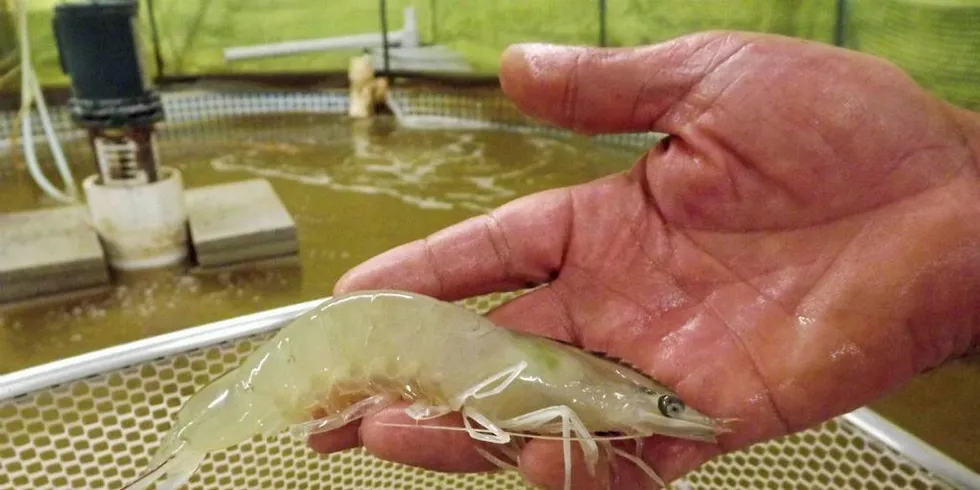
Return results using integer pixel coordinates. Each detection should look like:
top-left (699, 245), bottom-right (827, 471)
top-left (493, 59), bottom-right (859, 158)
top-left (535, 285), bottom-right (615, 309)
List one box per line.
top-left (4, 0), bottom-right (979, 109)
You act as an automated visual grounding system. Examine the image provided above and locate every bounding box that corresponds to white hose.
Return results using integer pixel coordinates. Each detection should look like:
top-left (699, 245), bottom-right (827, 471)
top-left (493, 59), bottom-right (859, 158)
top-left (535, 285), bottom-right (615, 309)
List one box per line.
top-left (14, 0), bottom-right (78, 204)
top-left (29, 63), bottom-right (77, 198)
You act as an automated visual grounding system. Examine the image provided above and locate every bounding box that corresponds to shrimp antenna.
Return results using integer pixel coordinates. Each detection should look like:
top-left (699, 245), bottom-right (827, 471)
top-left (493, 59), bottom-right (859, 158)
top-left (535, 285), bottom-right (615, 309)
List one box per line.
top-left (474, 445), bottom-right (519, 471)
top-left (375, 421), bottom-right (648, 442)
top-left (119, 454), bottom-right (177, 490)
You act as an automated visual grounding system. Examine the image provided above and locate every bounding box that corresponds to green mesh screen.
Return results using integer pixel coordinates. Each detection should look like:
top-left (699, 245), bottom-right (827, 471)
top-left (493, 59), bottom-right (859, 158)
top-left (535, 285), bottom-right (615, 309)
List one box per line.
top-left (844, 0), bottom-right (980, 109)
top-left (603, 0), bottom-right (838, 46)
top-left (1, 0), bottom-right (20, 91)
top-left (10, 0), bottom-right (980, 109)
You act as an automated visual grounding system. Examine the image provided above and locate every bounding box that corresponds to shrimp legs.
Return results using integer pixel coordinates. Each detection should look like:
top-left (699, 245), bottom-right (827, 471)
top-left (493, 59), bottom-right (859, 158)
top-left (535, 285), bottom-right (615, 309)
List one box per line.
top-left (290, 361), bottom-right (610, 490)
top-left (502, 405), bottom-right (600, 490)
top-left (414, 360), bottom-right (604, 490)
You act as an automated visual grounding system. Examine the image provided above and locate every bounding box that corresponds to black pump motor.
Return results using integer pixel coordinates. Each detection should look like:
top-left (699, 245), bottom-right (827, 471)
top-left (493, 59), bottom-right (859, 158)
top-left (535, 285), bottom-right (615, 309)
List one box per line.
top-left (52, 0), bottom-right (163, 128)
top-left (52, 0), bottom-right (164, 183)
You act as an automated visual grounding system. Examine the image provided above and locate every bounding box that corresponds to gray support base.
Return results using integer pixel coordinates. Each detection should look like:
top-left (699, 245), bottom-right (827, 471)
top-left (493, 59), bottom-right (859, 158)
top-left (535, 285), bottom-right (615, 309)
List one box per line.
top-left (0, 205), bottom-right (111, 306)
top-left (184, 179), bottom-right (299, 271)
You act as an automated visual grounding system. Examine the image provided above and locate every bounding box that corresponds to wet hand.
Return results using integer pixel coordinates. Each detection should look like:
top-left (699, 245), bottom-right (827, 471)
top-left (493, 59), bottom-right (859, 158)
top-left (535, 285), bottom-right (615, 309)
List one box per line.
top-left (310, 31), bottom-right (980, 489)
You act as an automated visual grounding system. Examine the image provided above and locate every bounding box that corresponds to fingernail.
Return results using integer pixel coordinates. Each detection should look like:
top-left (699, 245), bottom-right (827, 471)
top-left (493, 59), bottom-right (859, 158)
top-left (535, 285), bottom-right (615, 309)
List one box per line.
top-left (511, 43), bottom-right (587, 79)
top-left (500, 43), bottom-right (589, 122)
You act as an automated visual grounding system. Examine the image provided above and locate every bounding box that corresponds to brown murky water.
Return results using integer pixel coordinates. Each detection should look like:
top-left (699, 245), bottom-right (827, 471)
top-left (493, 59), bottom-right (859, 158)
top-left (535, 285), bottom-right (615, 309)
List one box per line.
top-left (0, 114), bottom-right (637, 374)
top-left (0, 113), bottom-right (977, 474)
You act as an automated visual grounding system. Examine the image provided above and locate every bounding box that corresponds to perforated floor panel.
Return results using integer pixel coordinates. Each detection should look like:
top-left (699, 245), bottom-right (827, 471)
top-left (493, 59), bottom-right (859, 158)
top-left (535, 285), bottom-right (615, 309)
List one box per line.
top-left (0, 291), bottom-right (967, 490)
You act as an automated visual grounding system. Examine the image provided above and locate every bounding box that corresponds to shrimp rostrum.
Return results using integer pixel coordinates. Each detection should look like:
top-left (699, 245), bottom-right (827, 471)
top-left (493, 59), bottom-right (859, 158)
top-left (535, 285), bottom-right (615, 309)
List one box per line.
top-left (124, 290), bottom-right (731, 490)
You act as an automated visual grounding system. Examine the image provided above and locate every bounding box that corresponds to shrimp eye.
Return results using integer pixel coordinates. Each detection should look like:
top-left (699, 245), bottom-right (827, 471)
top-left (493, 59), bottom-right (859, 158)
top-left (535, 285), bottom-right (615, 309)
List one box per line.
top-left (658, 395), bottom-right (685, 418)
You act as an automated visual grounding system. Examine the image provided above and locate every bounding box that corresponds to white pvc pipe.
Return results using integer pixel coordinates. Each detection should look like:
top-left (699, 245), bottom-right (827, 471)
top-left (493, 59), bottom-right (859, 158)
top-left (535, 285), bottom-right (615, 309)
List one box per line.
top-left (400, 7), bottom-right (419, 48)
top-left (223, 31), bottom-right (404, 62)
top-left (223, 7), bottom-right (419, 62)
top-left (82, 166), bottom-right (189, 270)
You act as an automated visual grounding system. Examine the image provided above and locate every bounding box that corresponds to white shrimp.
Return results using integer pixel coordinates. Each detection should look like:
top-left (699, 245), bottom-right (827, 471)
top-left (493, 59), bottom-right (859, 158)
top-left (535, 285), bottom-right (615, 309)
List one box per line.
top-left (122, 290), bottom-right (731, 490)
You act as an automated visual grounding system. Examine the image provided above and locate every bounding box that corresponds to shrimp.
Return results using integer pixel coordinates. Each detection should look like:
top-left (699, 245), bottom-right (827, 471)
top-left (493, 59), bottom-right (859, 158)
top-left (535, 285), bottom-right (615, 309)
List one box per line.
top-left (122, 290), bottom-right (731, 490)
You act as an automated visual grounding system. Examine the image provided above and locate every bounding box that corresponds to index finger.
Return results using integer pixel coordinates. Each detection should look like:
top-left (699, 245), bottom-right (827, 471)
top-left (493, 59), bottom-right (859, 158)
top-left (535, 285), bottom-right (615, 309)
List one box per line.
top-left (498, 33), bottom-right (767, 135)
top-left (334, 187), bottom-right (573, 301)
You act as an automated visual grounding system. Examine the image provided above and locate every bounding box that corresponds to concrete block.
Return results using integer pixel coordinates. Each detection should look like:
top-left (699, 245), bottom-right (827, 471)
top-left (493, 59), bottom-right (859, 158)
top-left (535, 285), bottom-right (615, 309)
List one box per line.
top-left (0, 205), bottom-right (110, 305)
top-left (184, 179), bottom-right (299, 269)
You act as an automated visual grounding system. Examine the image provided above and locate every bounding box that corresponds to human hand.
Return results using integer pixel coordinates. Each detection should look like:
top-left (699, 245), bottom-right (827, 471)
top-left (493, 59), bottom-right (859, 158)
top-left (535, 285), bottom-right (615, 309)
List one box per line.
top-left (310, 31), bottom-right (980, 489)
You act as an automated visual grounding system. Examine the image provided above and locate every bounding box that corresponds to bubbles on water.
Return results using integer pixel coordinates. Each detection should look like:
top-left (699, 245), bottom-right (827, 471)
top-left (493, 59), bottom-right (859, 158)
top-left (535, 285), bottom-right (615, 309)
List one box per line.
top-left (36, 273), bottom-right (210, 326)
top-left (211, 155), bottom-right (455, 211)
top-left (63, 301), bottom-right (108, 322)
top-left (307, 249), bottom-right (352, 260)
top-left (2, 115), bottom-right (637, 371)
top-left (207, 126), bottom-right (620, 213)
top-left (176, 275), bottom-right (201, 293)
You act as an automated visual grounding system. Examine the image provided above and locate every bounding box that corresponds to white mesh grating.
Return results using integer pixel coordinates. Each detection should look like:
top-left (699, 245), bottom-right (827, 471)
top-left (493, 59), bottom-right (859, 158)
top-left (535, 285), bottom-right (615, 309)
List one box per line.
top-left (0, 88), bottom-right (657, 159)
top-left (0, 90), bottom-right (351, 153)
top-left (384, 89), bottom-right (663, 151)
top-left (162, 91), bottom-right (350, 124)
top-left (682, 422), bottom-right (961, 490)
top-left (1, 291), bottom-right (973, 490)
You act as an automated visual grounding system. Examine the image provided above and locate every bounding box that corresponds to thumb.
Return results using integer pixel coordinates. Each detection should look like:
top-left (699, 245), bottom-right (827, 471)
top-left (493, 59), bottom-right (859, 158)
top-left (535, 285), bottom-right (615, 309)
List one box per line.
top-left (498, 32), bottom-right (763, 135)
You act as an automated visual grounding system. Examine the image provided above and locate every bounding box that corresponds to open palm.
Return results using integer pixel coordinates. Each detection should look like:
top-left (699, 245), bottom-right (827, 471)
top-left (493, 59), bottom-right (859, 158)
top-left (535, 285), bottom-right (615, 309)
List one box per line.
top-left (311, 32), bottom-right (980, 488)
